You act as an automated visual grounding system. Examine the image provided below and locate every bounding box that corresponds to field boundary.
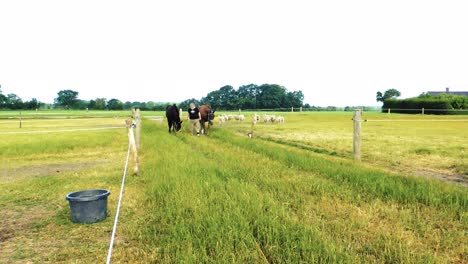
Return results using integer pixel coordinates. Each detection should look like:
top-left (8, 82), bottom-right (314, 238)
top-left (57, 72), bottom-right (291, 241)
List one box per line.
top-left (0, 126), bottom-right (126, 135)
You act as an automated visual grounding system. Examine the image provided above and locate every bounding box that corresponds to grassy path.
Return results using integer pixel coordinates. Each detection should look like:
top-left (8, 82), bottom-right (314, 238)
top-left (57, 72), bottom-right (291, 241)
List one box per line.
top-left (115, 120), bottom-right (467, 263)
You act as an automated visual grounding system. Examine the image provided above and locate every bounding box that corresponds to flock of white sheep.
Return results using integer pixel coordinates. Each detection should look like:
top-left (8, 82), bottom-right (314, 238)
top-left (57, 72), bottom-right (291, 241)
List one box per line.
top-left (217, 113), bottom-right (285, 125)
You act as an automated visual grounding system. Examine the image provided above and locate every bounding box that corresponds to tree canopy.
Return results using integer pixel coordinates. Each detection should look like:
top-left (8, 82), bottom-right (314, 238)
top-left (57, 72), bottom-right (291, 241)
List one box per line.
top-left (107, 98), bottom-right (124, 110)
top-left (376, 89), bottom-right (401, 102)
top-left (55, 90), bottom-right (80, 109)
top-left (0, 87), bottom-right (42, 110)
top-left (199, 83), bottom-right (304, 110)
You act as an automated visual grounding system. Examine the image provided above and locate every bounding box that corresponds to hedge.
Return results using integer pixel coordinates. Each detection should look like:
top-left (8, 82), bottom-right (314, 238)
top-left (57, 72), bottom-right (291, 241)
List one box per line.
top-left (382, 96), bottom-right (468, 115)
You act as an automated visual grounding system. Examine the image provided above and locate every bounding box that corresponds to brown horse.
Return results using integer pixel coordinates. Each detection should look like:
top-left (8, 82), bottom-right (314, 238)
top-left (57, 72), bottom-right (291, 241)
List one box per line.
top-left (199, 105), bottom-right (215, 135)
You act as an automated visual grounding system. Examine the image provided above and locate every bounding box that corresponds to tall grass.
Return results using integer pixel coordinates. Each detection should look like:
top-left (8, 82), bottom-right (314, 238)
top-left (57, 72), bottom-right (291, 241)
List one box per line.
top-left (212, 130), bottom-right (467, 213)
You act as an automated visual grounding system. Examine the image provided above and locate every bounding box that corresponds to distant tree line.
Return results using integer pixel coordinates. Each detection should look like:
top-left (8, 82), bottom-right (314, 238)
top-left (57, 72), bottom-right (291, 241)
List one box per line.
top-left (180, 84), bottom-right (304, 111)
top-left (0, 86), bottom-right (43, 110)
top-left (52, 89), bottom-right (173, 110)
top-left (0, 88), bottom-right (171, 111)
top-left (1, 83), bottom-right (307, 111)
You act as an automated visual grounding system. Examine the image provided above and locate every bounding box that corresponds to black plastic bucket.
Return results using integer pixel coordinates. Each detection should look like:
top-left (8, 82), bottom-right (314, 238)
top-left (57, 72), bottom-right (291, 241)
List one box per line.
top-left (65, 189), bottom-right (110, 223)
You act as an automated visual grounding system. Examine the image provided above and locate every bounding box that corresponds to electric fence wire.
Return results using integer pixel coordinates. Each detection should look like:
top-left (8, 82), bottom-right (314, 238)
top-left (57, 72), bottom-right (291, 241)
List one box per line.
top-left (106, 139), bottom-right (132, 264)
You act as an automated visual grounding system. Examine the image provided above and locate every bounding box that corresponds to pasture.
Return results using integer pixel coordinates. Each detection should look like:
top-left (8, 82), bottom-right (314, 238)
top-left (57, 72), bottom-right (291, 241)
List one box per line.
top-left (0, 110), bottom-right (466, 263)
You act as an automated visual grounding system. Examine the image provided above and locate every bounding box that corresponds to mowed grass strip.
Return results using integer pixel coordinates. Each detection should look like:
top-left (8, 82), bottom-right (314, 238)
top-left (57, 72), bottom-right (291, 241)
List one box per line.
top-left (121, 120), bottom-right (467, 263)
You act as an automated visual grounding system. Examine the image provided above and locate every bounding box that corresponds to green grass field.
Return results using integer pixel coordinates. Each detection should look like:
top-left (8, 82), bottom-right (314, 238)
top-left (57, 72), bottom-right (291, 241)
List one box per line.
top-left (218, 111), bottom-right (468, 183)
top-left (0, 111), bottom-right (466, 263)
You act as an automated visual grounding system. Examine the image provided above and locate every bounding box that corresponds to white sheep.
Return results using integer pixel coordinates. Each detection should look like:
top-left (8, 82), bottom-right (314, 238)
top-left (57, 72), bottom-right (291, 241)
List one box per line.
top-left (275, 116), bottom-right (285, 124)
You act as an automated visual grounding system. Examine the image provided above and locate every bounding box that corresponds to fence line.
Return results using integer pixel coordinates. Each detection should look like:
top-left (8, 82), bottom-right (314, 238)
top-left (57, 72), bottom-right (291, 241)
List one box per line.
top-left (361, 119), bottom-right (468, 122)
top-left (0, 117), bottom-right (125, 124)
top-left (145, 115), bottom-right (163, 121)
top-left (106, 140), bottom-right (132, 264)
top-left (382, 108), bottom-right (467, 111)
top-left (0, 115), bottom-right (129, 120)
top-left (106, 113), bottom-right (140, 263)
top-left (211, 107), bottom-right (468, 113)
top-left (0, 126), bottom-right (125, 135)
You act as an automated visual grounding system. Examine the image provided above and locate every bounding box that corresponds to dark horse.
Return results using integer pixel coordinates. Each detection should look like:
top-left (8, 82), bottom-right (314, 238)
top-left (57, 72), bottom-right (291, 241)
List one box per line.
top-left (165, 104), bottom-right (183, 133)
top-left (199, 105), bottom-right (215, 135)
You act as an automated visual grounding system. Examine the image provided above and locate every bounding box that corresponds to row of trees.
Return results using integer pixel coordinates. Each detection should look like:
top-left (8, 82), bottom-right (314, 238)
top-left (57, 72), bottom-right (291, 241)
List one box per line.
top-left (2, 83), bottom-right (305, 111)
top-left (180, 84), bottom-right (304, 111)
top-left (0, 87), bottom-right (42, 110)
top-left (52, 90), bottom-right (128, 110)
top-left (0, 88), bottom-right (171, 111)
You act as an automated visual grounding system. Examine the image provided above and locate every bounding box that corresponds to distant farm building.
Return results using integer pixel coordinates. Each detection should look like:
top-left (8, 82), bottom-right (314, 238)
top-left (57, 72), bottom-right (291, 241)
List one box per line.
top-left (427, 87), bottom-right (468, 96)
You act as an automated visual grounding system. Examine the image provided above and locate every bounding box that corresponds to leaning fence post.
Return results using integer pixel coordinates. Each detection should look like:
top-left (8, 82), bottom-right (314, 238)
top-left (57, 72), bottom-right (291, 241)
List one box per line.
top-left (126, 119), bottom-right (139, 174)
top-left (353, 109), bottom-right (362, 161)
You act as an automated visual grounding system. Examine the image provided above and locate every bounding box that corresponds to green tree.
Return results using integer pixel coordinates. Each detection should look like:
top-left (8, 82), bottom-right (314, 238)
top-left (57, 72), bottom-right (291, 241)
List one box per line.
top-left (25, 98), bottom-right (41, 110)
top-left (237, 84), bottom-right (258, 110)
top-left (202, 85), bottom-right (238, 110)
top-left (107, 98), bottom-right (124, 110)
top-left (146, 101), bottom-right (156, 111)
top-left (257, 84), bottom-right (287, 109)
top-left (55, 90), bottom-right (79, 109)
top-left (202, 90), bottom-right (222, 109)
top-left (88, 100), bottom-right (96, 109)
top-left (123, 101), bottom-right (133, 110)
top-left (0, 88), bottom-right (7, 108)
top-left (77, 100), bottom-right (89, 110)
top-left (139, 102), bottom-right (148, 110)
top-left (94, 98), bottom-right (107, 110)
top-left (285, 91), bottom-right (304, 108)
top-left (6, 93), bottom-right (23, 109)
top-left (376, 89), bottom-right (401, 102)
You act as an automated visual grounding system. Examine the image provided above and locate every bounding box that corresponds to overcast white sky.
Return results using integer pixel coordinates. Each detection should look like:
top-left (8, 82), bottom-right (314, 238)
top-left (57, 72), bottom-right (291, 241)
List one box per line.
top-left (1, 0), bottom-right (467, 107)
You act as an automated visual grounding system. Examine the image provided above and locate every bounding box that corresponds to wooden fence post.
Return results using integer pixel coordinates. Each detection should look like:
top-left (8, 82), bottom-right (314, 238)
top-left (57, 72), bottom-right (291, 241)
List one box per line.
top-left (134, 109), bottom-right (141, 151)
top-left (291, 107), bottom-right (294, 112)
top-left (19, 111), bottom-right (22, 128)
top-left (353, 109), bottom-right (362, 161)
top-left (422, 108), bottom-right (425, 115)
top-left (126, 119), bottom-right (139, 174)
top-left (388, 108), bottom-right (391, 114)
top-left (300, 106), bottom-right (302, 112)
